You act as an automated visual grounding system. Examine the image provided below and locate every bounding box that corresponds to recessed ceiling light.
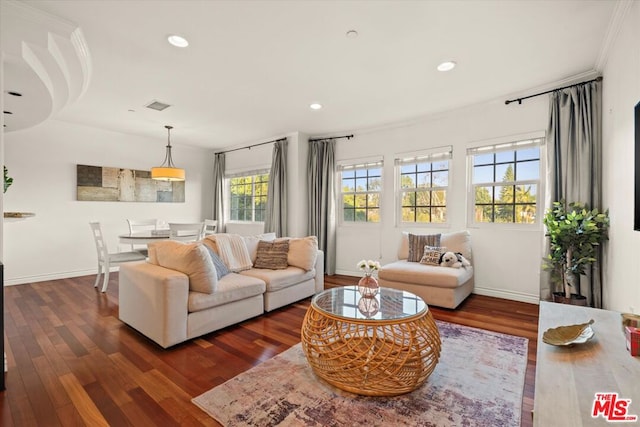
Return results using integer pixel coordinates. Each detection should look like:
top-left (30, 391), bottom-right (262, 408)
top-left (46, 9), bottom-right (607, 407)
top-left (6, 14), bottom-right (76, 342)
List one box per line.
top-left (7, 91), bottom-right (22, 97)
top-left (167, 35), bottom-right (189, 48)
top-left (437, 61), bottom-right (456, 72)
top-left (310, 103), bottom-right (323, 110)
top-left (346, 30), bottom-right (358, 39)
top-left (3, 111), bottom-right (13, 114)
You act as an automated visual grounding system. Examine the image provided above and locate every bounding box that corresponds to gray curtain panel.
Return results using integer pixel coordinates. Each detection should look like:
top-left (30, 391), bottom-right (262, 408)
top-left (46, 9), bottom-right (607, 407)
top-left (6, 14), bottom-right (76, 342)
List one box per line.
top-left (213, 153), bottom-right (226, 233)
top-left (264, 139), bottom-right (288, 237)
top-left (308, 139), bottom-right (336, 275)
top-left (543, 79), bottom-right (603, 307)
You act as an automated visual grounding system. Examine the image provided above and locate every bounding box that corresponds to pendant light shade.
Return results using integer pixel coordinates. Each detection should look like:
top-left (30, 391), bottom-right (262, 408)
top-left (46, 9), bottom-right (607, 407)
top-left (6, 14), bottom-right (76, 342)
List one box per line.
top-left (151, 125), bottom-right (185, 181)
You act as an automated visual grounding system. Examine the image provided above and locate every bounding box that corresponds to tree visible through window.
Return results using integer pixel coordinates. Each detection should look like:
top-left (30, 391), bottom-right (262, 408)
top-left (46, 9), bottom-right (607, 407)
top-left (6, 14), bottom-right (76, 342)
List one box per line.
top-left (340, 163), bottom-right (382, 223)
top-left (470, 139), bottom-right (541, 224)
top-left (229, 172), bottom-right (269, 222)
top-left (398, 156), bottom-right (450, 224)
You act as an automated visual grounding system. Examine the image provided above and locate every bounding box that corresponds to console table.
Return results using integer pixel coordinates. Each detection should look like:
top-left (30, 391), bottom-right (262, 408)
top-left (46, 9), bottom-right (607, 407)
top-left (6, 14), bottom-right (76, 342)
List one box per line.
top-left (534, 301), bottom-right (640, 426)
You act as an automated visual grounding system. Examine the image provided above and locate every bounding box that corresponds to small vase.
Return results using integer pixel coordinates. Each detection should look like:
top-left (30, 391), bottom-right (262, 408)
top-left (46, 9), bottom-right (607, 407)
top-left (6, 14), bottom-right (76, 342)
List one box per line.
top-left (358, 274), bottom-right (379, 297)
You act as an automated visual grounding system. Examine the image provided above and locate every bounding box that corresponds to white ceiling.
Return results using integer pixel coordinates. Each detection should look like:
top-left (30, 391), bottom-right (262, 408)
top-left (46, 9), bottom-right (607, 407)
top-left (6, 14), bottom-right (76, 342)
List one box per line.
top-left (3, 0), bottom-right (619, 150)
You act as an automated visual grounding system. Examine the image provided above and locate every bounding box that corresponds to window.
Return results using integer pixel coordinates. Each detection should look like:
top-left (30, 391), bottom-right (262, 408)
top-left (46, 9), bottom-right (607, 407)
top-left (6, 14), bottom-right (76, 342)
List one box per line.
top-left (339, 160), bottom-right (382, 223)
top-left (228, 170), bottom-right (269, 222)
top-left (468, 137), bottom-right (542, 224)
top-left (396, 148), bottom-right (452, 224)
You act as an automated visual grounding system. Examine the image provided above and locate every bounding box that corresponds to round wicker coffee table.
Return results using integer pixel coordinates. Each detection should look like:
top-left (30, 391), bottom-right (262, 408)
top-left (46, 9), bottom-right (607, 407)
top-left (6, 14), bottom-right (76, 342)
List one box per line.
top-left (301, 285), bottom-right (441, 396)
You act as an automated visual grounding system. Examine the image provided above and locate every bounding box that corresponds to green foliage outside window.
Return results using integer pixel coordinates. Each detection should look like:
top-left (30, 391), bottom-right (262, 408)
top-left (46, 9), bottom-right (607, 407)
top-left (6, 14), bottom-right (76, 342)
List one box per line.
top-left (229, 173), bottom-right (269, 222)
top-left (342, 167), bottom-right (381, 222)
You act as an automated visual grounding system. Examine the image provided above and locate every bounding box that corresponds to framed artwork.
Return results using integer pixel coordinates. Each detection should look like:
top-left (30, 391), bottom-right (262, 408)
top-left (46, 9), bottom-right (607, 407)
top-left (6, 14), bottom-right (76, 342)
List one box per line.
top-left (76, 164), bottom-right (185, 202)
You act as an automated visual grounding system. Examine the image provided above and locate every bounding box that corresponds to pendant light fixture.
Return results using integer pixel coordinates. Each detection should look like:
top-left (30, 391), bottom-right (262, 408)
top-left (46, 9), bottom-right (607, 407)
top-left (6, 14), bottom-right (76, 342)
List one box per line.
top-left (151, 125), bottom-right (185, 181)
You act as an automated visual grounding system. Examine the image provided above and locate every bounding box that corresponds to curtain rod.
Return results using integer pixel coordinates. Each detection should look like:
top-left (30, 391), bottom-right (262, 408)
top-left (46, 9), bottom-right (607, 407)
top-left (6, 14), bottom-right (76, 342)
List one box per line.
top-left (505, 76), bottom-right (603, 105)
top-left (309, 134), bottom-right (354, 142)
top-left (215, 137), bottom-right (287, 155)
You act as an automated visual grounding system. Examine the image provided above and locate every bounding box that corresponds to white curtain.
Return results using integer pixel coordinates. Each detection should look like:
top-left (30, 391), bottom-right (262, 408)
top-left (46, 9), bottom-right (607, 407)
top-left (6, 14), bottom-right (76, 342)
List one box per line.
top-left (264, 139), bottom-right (288, 237)
top-left (308, 139), bottom-right (336, 275)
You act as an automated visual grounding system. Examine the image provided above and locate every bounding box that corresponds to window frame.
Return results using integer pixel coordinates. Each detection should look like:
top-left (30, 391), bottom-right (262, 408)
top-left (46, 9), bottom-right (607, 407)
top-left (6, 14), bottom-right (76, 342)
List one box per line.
top-left (337, 158), bottom-right (383, 226)
top-left (226, 168), bottom-right (270, 224)
top-left (466, 133), bottom-right (545, 229)
top-left (394, 146), bottom-right (452, 227)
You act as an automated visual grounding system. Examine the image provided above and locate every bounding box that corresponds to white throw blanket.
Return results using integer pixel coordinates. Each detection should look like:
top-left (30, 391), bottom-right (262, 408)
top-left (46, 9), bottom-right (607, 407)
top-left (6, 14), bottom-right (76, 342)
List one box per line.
top-left (209, 234), bottom-right (253, 272)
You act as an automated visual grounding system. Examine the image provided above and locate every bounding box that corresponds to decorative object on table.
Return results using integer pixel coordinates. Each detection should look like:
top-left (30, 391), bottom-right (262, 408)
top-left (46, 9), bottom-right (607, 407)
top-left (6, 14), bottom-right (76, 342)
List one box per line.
top-left (3, 166), bottom-right (13, 193)
top-left (543, 200), bottom-right (609, 305)
top-left (625, 326), bottom-right (640, 356)
top-left (622, 312), bottom-right (640, 332)
top-left (356, 259), bottom-right (380, 297)
top-left (357, 296), bottom-right (379, 318)
top-left (151, 125), bottom-right (185, 181)
top-left (77, 164), bottom-right (184, 202)
top-left (3, 212), bottom-right (35, 219)
top-left (542, 319), bottom-right (595, 346)
top-left (438, 251), bottom-right (470, 268)
top-left (193, 321), bottom-right (528, 427)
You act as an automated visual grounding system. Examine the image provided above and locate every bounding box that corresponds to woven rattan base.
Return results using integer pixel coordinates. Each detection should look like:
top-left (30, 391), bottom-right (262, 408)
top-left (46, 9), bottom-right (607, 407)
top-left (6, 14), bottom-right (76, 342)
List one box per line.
top-left (301, 303), bottom-right (441, 396)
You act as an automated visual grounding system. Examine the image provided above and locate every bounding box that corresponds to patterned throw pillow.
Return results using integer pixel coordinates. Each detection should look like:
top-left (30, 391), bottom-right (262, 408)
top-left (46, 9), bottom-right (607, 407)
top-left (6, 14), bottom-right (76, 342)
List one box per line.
top-left (253, 240), bottom-right (290, 270)
top-left (204, 246), bottom-right (230, 279)
top-left (408, 233), bottom-right (441, 262)
top-left (420, 245), bottom-right (446, 266)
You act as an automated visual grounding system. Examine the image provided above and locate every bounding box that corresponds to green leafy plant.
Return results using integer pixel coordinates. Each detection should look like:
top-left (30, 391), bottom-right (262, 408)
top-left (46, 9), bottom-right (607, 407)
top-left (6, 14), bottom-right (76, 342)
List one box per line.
top-left (543, 200), bottom-right (609, 298)
top-left (3, 166), bottom-right (13, 194)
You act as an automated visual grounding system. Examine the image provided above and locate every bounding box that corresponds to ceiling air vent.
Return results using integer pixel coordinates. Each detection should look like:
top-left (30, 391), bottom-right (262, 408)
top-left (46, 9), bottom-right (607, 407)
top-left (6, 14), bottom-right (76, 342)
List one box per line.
top-left (145, 100), bottom-right (171, 111)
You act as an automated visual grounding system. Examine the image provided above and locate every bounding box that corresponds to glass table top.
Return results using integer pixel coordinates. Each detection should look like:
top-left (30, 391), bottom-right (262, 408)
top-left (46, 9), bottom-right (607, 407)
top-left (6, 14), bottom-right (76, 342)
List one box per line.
top-left (311, 285), bottom-right (427, 321)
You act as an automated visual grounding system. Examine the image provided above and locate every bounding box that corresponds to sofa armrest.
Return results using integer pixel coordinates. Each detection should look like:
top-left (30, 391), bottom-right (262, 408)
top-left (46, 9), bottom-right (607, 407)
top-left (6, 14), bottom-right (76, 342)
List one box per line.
top-left (119, 262), bottom-right (189, 348)
top-left (314, 250), bottom-right (324, 293)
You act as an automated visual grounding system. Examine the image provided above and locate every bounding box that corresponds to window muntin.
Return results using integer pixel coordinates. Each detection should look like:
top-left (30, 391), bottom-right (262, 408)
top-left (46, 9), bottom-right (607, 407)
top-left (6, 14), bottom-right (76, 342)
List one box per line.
top-left (469, 139), bottom-right (541, 224)
top-left (396, 150), bottom-right (451, 224)
top-left (228, 171), bottom-right (269, 222)
top-left (340, 162), bottom-right (382, 223)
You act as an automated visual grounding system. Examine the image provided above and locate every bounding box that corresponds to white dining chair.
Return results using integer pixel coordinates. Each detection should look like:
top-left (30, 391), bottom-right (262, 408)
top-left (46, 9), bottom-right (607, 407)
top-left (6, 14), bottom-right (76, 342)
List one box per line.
top-left (169, 222), bottom-right (205, 242)
top-left (204, 219), bottom-right (217, 235)
top-left (90, 222), bottom-right (146, 292)
top-left (126, 218), bottom-right (160, 255)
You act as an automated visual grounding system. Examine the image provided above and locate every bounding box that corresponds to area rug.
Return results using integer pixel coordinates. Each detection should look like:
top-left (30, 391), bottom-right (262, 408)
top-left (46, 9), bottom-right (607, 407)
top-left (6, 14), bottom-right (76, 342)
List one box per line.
top-left (192, 321), bottom-right (528, 427)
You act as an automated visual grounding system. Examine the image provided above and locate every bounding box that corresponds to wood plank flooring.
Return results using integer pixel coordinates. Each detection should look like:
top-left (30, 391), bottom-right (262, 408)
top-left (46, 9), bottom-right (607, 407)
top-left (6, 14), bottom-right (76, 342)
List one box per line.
top-left (0, 274), bottom-right (539, 426)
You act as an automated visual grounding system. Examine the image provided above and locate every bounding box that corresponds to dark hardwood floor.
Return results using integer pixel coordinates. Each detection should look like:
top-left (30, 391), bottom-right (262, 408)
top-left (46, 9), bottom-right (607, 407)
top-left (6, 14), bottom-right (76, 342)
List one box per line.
top-left (0, 274), bottom-right (538, 426)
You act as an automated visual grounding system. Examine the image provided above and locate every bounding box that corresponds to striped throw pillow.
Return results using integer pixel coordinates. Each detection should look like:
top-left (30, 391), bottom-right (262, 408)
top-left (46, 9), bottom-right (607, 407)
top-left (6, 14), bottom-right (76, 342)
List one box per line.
top-left (408, 233), bottom-right (441, 262)
top-left (253, 240), bottom-right (290, 270)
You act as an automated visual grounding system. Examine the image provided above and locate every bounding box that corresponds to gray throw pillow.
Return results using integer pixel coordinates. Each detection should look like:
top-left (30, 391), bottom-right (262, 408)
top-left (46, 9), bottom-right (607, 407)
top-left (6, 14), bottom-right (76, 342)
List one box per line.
top-left (205, 246), bottom-right (230, 279)
top-left (408, 233), bottom-right (441, 262)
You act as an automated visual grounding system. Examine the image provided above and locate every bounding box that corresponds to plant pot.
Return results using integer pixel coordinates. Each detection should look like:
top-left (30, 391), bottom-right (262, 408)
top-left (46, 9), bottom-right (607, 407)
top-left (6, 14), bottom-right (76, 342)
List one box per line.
top-left (552, 292), bottom-right (568, 304)
top-left (569, 293), bottom-right (588, 306)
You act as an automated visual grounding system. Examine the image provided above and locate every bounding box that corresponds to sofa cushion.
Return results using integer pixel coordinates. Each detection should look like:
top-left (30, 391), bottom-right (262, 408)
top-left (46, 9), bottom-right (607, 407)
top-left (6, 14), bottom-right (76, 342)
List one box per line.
top-left (419, 245), bottom-right (446, 266)
top-left (441, 230), bottom-right (473, 262)
top-left (254, 240), bottom-right (290, 269)
top-left (285, 236), bottom-right (318, 271)
top-left (242, 232), bottom-right (277, 263)
top-left (188, 273), bottom-right (266, 313)
top-left (240, 267), bottom-right (315, 292)
top-left (148, 240), bottom-right (217, 294)
top-left (379, 260), bottom-right (473, 289)
top-left (407, 233), bottom-right (441, 262)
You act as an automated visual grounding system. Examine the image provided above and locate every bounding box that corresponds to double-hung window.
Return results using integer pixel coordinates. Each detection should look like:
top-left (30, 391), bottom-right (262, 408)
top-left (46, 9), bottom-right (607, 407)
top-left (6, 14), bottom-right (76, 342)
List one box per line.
top-left (396, 147), bottom-right (452, 224)
top-left (228, 169), bottom-right (269, 222)
top-left (467, 137), bottom-right (542, 225)
top-left (339, 160), bottom-right (383, 223)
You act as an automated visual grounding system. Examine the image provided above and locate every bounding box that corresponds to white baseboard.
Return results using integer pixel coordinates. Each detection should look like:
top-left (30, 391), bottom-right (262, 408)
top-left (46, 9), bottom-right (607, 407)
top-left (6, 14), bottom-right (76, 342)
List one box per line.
top-left (473, 286), bottom-right (540, 305)
top-left (3, 268), bottom-right (116, 286)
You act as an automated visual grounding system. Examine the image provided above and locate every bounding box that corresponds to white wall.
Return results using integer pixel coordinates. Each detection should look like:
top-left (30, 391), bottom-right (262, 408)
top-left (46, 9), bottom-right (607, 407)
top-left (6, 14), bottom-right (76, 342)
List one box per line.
top-left (333, 97), bottom-right (548, 304)
top-left (2, 119), bottom-right (212, 285)
top-left (602, 1), bottom-right (640, 313)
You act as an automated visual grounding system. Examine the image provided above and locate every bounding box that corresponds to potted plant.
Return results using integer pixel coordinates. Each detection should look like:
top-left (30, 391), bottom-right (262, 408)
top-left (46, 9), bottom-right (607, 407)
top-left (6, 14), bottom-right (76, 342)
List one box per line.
top-left (3, 166), bottom-right (12, 193)
top-left (543, 200), bottom-right (609, 305)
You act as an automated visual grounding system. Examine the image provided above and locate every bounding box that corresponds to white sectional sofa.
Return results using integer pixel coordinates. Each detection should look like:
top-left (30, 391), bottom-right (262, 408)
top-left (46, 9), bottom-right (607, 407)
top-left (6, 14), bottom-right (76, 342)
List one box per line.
top-left (119, 233), bottom-right (324, 348)
top-left (378, 230), bottom-right (474, 309)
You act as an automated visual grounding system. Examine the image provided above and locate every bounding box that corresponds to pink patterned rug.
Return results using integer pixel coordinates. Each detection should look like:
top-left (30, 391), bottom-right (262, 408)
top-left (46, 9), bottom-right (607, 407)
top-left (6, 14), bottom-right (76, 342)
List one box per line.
top-left (192, 321), bottom-right (528, 426)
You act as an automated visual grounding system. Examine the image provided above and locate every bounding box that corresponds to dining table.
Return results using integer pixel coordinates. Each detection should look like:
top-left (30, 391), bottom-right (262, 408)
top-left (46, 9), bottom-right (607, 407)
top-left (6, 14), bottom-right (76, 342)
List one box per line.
top-left (118, 229), bottom-right (173, 245)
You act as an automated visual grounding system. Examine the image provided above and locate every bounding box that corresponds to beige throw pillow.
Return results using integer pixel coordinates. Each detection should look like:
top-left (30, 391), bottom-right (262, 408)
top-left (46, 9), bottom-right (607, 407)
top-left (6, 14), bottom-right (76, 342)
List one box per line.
top-left (148, 240), bottom-right (218, 294)
top-left (253, 240), bottom-right (290, 269)
top-left (420, 245), bottom-right (446, 266)
top-left (287, 236), bottom-right (319, 271)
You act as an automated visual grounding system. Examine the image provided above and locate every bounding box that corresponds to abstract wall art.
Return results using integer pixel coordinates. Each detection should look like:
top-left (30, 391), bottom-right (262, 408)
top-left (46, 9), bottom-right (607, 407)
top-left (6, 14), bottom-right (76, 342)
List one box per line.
top-left (76, 164), bottom-right (185, 202)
